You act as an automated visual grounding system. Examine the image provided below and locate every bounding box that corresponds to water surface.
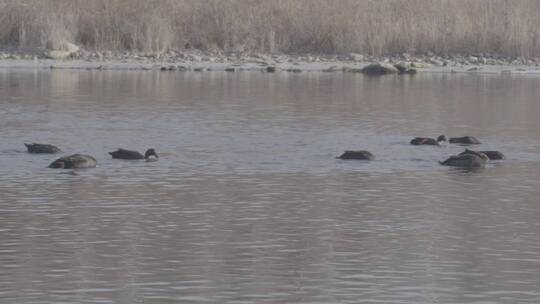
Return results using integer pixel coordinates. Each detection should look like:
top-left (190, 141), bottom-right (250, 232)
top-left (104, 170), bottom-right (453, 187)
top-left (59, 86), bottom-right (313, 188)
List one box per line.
top-left (1, 70), bottom-right (540, 303)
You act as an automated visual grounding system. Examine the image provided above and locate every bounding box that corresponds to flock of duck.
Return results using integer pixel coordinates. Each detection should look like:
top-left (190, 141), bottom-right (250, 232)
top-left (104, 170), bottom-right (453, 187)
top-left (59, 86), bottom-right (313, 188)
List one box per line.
top-left (24, 143), bottom-right (158, 169)
top-left (24, 134), bottom-right (502, 170)
top-left (337, 135), bottom-right (504, 168)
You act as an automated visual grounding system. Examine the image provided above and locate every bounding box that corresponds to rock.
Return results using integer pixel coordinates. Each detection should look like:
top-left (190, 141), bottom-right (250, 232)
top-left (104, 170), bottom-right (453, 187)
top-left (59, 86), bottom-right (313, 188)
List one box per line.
top-left (322, 66), bottom-right (339, 72)
top-left (47, 50), bottom-right (72, 60)
top-left (467, 67), bottom-right (481, 71)
top-left (361, 62), bottom-right (398, 75)
top-left (345, 67), bottom-right (363, 73)
top-left (468, 56), bottom-right (478, 64)
top-left (286, 68), bottom-right (302, 73)
top-left (189, 54), bottom-right (202, 61)
top-left (266, 66), bottom-right (276, 72)
top-left (405, 68), bottom-right (417, 75)
top-left (225, 67), bottom-right (236, 72)
top-left (427, 58), bottom-right (444, 66)
top-left (64, 42), bottom-right (80, 53)
top-left (393, 62), bottom-right (409, 73)
top-left (161, 65), bottom-right (177, 71)
top-left (349, 53), bottom-right (364, 61)
top-left (254, 53), bottom-right (271, 61)
top-left (193, 67), bottom-right (205, 72)
top-left (410, 62), bottom-right (430, 68)
top-left (394, 62), bottom-right (417, 75)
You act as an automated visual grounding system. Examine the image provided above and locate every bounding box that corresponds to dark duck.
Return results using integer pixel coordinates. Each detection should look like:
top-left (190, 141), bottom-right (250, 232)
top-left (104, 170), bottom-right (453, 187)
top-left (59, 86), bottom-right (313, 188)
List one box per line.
top-left (459, 149), bottom-right (504, 160)
top-left (25, 143), bottom-right (61, 153)
top-left (410, 135), bottom-right (447, 146)
top-left (109, 148), bottom-right (159, 161)
top-left (449, 136), bottom-right (481, 145)
top-left (336, 150), bottom-right (374, 160)
top-left (49, 154), bottom-right (97, 169)
top-left (440, 150), bottom-right (488, 168)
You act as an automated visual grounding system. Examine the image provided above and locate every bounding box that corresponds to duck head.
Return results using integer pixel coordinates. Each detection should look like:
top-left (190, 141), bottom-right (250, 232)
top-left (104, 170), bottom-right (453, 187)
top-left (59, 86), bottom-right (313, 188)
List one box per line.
top-left (437, 135), bottom-right (447, 142)
top-left (145, 149), bottom-right (159, 159)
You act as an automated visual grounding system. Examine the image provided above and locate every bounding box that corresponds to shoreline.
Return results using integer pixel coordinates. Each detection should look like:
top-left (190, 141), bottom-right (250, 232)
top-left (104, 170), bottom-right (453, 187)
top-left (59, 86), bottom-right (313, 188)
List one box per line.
top-left (1, 50), bottom-right (540, 75)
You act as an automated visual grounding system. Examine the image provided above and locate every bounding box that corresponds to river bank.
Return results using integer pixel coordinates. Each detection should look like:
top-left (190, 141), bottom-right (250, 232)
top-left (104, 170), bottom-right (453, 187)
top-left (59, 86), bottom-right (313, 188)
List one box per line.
top-left (1, 50), bottom-right (540, 75)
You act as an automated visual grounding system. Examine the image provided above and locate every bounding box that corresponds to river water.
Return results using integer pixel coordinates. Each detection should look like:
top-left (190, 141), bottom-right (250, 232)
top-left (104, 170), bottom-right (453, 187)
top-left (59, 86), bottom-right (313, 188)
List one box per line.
top-left (1, 70), bottom-right (540, 303)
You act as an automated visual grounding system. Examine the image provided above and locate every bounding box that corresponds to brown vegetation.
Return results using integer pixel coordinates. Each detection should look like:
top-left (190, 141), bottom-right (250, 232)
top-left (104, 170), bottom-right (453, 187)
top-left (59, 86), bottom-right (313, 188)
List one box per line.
top-left (0, 0), bottom-right (539, 57)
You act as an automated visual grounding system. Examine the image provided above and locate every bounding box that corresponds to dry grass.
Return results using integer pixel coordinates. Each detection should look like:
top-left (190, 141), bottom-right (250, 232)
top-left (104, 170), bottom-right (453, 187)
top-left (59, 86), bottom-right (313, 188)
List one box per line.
top-left (1, 0), bottom-right (539, 57)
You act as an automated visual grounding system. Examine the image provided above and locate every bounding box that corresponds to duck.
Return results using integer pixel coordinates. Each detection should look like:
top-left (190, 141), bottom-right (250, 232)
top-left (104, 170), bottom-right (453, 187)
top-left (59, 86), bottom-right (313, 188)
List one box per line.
top-left (459, 149), bottom-right (504, 160)
top-left (410, 135), bottom-right (447, 145)
top-left (49, 154), bottom-right (97, 169)
top-left (449, 136), bottom-right (481, 145)
top-left (337, 150), bottom-right (374, 160)
top-left (109, 148), bottom-right (158, 160)
top-left (439, 150), bottom-right (488, 168)
top-left (25, 143), bottom-right (61, 154)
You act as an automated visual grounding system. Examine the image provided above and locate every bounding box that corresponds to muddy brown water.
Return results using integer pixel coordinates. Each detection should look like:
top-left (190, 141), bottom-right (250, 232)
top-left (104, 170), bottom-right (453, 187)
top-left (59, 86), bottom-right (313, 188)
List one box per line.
top-left (1, 70), bottom-right (540, 303)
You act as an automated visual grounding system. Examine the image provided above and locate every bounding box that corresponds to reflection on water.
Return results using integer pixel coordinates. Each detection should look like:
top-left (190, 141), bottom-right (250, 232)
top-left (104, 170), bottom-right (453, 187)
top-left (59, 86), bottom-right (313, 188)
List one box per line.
top-left (1, 70), bottom-right (540, 303)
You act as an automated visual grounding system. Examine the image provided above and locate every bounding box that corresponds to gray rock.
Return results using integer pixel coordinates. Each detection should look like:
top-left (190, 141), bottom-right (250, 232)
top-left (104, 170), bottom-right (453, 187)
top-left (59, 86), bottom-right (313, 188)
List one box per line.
top-left (427, 58), bottom-right (444, 66)
top-left (47, 50), bottom-right (71, 60)
top-left (405, 68), bottom-right (417, 75)
top-left (345, 67), bottom-right (363, 73)
top-left (349, 53), bottom-right (364, 61)
top-left (410, 62), bottom-right (430, 68)
top-left (160, 65), bottom-right (177, 71)
top-left (64, 42), bottom-right (80, 53)
top-left (266, 66), bottom-right (276, 72)
top-left (394, 63), bottom-right (417, 75)
top-left (189, 54), bottom-right (202, 61)
top-left (361, 62), bottom-right (398, 75)
top-left (393, 62), bottom-right (408, 73)
top-left (322, 66), bottom-right (340, 72)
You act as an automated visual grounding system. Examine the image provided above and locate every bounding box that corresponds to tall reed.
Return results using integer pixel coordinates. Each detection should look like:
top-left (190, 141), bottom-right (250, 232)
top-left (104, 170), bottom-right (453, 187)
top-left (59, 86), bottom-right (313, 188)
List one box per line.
top-left (0, 0), bottom-right (539, 57)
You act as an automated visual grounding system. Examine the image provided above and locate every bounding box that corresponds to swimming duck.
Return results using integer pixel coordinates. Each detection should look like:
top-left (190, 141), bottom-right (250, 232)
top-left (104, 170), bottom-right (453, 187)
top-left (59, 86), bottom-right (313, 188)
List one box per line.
top-left (25, 143), bottom-right (61, 153)
top-left (109, 148), bottom-right (158, 160)
top-left (410, 135), bottom-right (447, 145)
top-left (459, 149), bottom-right (504, 160)
top-left (337, 150), bottom-right (374, 160)
top-left (49, 154), bottom-right (97, 169)
top-left (439, 150), bottom-right (488, 168)
top-left (449, 136), bottom-right (481, 145)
